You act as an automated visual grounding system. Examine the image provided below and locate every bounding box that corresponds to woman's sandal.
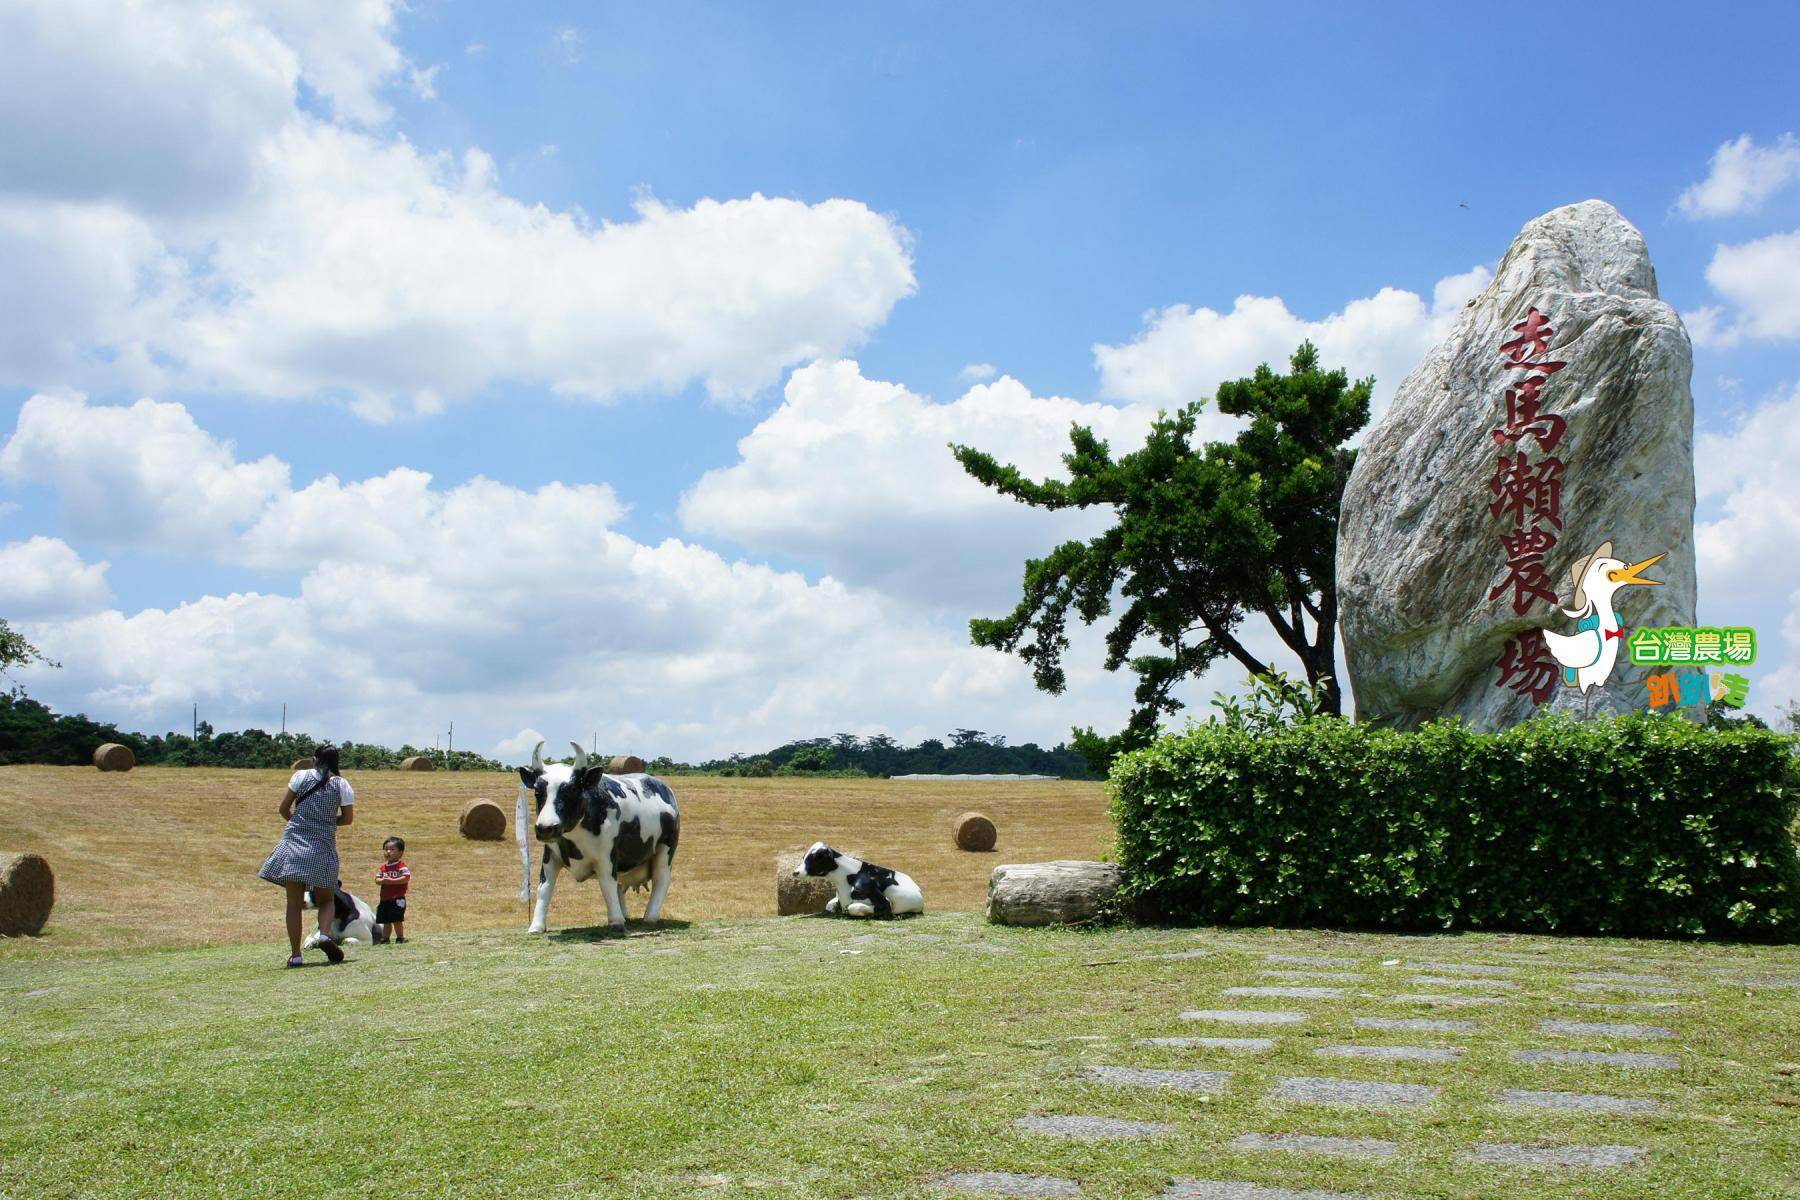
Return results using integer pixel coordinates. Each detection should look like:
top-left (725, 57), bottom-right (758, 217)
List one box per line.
top-left (317, 935), bottom-right (345, 964)
top-left (285, 955), bottom-right (304, 969)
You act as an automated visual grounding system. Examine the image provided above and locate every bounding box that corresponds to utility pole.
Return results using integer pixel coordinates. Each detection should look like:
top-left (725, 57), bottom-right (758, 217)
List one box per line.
top-left (281, 703), bottom-right (286, 736)
top-left (192, 702), bottom-right (197, 741)
top-left (448, 721), bottom-right (454, 768)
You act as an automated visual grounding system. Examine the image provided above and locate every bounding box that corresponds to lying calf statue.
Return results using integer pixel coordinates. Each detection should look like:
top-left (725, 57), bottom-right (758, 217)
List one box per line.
top-left (795, 841), bottom-right (924, 917)
top-left (301, 884), bottom-right (377, 950)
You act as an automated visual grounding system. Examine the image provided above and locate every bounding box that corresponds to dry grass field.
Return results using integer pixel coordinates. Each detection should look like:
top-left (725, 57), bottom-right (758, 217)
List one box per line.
top-left (0, 766), bottom-right (1110, 955)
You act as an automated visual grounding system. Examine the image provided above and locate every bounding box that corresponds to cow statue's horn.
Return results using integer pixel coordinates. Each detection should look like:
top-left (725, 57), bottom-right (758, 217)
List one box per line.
top-left (530, 740), bottom-right (545, 772)
top-left (570, 741), bottom-right (588, 772)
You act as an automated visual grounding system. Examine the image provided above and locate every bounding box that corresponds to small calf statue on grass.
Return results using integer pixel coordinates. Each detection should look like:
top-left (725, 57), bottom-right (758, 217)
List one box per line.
top-left (301, 885), bottom-right (377, 951)
top-left (795, 842), bottom-right (924, 918)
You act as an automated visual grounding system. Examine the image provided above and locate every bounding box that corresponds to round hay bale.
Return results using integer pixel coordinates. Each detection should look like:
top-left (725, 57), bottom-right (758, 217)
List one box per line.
top-left (775, 847), bottom-right (839, 916)
top-left (290, 757), bottom-right (317, 772)
top-left (954, 811), bottom-right (997, 852)
top-left (92, 743), bottom-right (135, 772)
top-left (608, 754), bottom-right (647, 774)
top-left (459, 800), bottom-right (507, 841)
top-left (400, 756), bottom-right (435, 772)
top-left (0, 852), bottom-right (55, 937)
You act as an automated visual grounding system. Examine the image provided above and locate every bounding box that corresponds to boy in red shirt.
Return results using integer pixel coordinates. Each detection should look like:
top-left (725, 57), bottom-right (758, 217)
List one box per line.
top-left (375, 836), bottom-right (411, 943)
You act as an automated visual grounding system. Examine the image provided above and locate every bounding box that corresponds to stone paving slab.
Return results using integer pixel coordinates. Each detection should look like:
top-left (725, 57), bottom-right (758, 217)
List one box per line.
top-left (1500, 1089), bottom-right (1660, 1113)
top-left (1465, 1142), bottom-right (1646, 1168)
top-left (1258, 971), bottom-right (1368, 983)
top-left (1225, 986), bottom-right (1343, 999)
top-left (1570, 982), bottom-right (1690, 995)
top-left (1181, 1009), bottom-right (1309, 1025)
top-left (1315, 1043), bottom-right (1464, 1062)
top-left (1391, 993), bottom-right (1506, 1006)
top-left (1273, 1075), bottom-right (1439, 1107)
top-left (1573, 1001), bottom-right (1682, 1013)
top-left (1355, 1016), bottom-right (1476, 1033)
top-left (1513, 1049), bottom-right (1679, 1070)
top-left (1265, 954), bottom-right (1361, 968)
top-left (1230, 1132), bottom-right (1397, 1159)
top-left (1538, 1019), bottom-right (1674, 1040)
top-left (1166, 1183), bottom-right (1368, 1200)
top-left (1084, 1065), bottom-right (1233, 1092)
top-left (1728, 976), bottom-right (1800, 988)
top-left (1574, 971), bottom-right (1676, 985)
top-left (1411, 975), bottom-right (1518, 989)
top-left (1404, 961), bottom-right (1517, 976)
top-left (1013, 1114), bottom-right (1174, 1139)
top-left (1139, 1036), bottom-right (1275, 1053)
top-left (937, 1171), bottom-right (1082, 1196)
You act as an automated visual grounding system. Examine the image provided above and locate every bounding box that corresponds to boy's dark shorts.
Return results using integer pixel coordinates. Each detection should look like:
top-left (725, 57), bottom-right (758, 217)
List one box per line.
top-left (376, 897), bottom-right (408, 925)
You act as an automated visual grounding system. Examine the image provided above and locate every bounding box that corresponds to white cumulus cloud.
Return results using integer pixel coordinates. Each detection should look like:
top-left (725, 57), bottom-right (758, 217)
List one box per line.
top-left (679, 360), bottom-right (1149, 609)
top-left (1690, 229), bottom-right (1800, 347)
top-left (0, 0), bottom-right (917, 418)
top-left (0, 537), bottom-right (111, 618)
top-left (1676, 133), bottom-right (1800, 219)
top-left (1091, 266), bottom-right (1491, 431)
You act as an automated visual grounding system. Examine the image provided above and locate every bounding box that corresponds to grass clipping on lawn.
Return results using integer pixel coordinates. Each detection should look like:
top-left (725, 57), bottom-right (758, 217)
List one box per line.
top-left (459, 800), bottom-right (507, 841)
top-left (0, 851), bottom-right (54, 936)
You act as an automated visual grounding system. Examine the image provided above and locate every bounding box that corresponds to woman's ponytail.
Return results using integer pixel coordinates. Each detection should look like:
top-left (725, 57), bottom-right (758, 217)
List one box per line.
top-left (314, 743), bottom-right (342, 780)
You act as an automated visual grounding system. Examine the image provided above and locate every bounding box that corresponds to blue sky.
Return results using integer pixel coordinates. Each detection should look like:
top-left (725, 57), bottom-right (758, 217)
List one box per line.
top-left (1, 2), bottom-right (1797, 759)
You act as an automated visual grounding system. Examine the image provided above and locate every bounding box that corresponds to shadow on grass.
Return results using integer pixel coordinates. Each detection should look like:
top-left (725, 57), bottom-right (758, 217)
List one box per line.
top-left (548, 919), bottom-right (694, 942)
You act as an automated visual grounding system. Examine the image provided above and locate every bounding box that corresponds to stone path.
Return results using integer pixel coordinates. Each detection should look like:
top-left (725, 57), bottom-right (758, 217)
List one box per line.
top-left (1314, 1043), bottom-right (1463, 1062)
top-left (1500, 1089), bottom-right (1659, 1113)
top-left (1354, 1016), bottom-right (1474, 1032)
top-left (1513, 1049), bottom-right (1679, 1070)
top-left (1466, 1143), bottom-right (1646, 1168)
top-left (1538, 1019), bottom-right (1673, 1039)
top-left (1139, 1036), bottom-right (1274, 1053)
top-left (1230, 1133), bottom-right (1396, 1159)
top-left (1083, 1065), bottom-right (1233, 1092)
top-left (929, 936), bottom-right (1741, 1196)
top-left (937, 1171), bottom-right (1082, 1196)
top-left (1013, 1115), bottom-right (1173, 1139)
top-left (1181, 1009), bottom-right (1308, 1025)
top-left (1167, 1184), bottom-right (1366, 1200)
top-left (1272, 1076), bottom-right (1439, 1107)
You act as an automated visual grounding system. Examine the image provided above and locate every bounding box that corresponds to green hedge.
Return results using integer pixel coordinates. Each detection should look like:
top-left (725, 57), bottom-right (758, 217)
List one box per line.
top-left (1110, 715), bottom-right (1800, 937)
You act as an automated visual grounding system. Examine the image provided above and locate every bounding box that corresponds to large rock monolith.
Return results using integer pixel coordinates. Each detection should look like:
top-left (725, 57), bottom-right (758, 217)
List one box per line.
top-left (1338, 200), bottom-right (1696, 730)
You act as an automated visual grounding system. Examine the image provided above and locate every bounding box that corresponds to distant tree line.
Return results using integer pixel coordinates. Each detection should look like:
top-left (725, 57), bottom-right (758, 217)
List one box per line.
top-left (678, 729), bottom-right (1098, 779)
top-left (0, 689), bottom-right (502, 771)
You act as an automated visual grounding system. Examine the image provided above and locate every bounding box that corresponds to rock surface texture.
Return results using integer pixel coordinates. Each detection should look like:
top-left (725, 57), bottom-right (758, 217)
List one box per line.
top-left (1338, 200), bottom-right (1696, 730)
top-left (986, 860), bottom-right (1121, 926)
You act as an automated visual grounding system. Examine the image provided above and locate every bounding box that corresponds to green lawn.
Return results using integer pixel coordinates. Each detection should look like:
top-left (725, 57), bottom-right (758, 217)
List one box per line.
top-left (2, 915), bottom-right (1797, 1199)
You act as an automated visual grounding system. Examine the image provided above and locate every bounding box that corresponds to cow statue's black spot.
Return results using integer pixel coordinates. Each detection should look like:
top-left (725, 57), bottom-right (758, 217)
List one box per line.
top-left (611, 816), bottom-right (654, 875)
top-left (659, 809), bottom-right (679, 861)
top-left (848, 864), bottom-right (898, 917)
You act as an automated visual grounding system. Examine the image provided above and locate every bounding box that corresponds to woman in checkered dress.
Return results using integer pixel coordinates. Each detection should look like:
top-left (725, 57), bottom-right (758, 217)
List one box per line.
top-left (259, 743), bottom-right (355, 967)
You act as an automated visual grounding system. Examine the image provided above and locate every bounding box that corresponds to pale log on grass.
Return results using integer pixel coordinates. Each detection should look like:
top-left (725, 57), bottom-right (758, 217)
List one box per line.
top-left (608, 755), bottom-right (647, 774)
top-left (0, 851), bottom-right (54, 936)
top-left (459, 800), bottom-right (507, 841)
top-left (987, 860), bottom-right (1121, 926)
top-left (92, 743), bottom-right (135, 772)
top-left (775, 847), bottom-right (840, 916)
top-left (400, 756), bottom-right (435, 772)
top-left (954, 811), bottom-right (997, 852)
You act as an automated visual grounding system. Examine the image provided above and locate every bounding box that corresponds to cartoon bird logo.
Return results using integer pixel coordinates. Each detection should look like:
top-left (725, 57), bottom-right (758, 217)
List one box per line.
top-left (1540, 540), bottom-right (1664, 692)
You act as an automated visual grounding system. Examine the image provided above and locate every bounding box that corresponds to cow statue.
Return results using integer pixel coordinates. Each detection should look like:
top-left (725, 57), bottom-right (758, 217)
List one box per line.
top-left (516, 740), bottom-right (680, 935)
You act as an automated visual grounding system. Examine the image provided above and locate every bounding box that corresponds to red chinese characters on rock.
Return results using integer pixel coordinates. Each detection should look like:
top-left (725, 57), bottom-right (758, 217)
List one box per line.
top-left (1491, 306), bottom-right (1567, 705)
